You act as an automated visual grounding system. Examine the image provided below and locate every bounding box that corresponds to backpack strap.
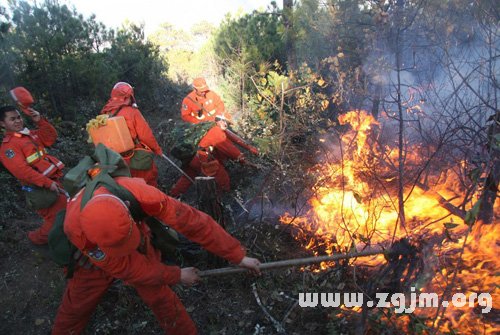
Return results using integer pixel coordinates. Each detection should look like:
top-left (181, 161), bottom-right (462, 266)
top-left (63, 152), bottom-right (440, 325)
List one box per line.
top-left (101, 180), bottom-right (146, 221)
top-left (84, 176), bottom-right (179, 254)
top-left (48, 208), bottom-right (78, 278)
top-left (80, 171), bottom-right (146, 221)
top-left (79, 143), bottom-right (131, 208)
top-left (110, 105), bottom-right (126, 117)
top-left (186, 95), bottom-right (207, 114)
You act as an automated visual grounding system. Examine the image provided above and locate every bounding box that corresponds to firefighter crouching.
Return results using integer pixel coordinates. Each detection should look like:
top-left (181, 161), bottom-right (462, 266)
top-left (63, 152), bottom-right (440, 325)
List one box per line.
top-left (100, 82), bottom-right (163, 187)
top-left (51, 176), bottom-right (261, 334)
top-left (169, 117), bottom-right (248, 197)
top-left (0, 105), bottom-right (67, 245)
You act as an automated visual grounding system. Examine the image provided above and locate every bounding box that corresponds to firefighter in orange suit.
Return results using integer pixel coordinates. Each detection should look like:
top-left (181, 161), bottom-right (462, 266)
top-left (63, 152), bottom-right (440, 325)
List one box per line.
top-left (51, 176), bottom-right (261, 334)
top-left (0, 105), bottom-right (67, 245)
top-left (181, 77), bottom-right (230, 124)
top-left (169, 118), bottom-right (247, 198)
top-left (100, 82), bottom-right (162, 187)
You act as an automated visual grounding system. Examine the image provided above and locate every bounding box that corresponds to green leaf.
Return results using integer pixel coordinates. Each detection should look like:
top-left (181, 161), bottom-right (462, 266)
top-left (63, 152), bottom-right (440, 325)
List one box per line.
top-left (464, 199), bottom-right (482, 226)
top-left (494, 133), bottom-right (500, 149)
top-left (414, 322), bottom-right (426, 334)
top-left (443, 222), bottom-right (459, 229)
top-left (468, 168), bottom-right (481, 182)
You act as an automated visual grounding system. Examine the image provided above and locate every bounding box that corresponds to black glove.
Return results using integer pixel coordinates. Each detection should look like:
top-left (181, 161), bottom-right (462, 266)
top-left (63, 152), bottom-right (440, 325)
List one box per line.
top-left (73, 249), bottom-right (95, 269)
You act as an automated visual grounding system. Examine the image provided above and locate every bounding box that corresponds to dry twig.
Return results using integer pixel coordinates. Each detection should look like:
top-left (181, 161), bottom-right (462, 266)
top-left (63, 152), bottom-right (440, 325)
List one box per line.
top-left (251, 283), bottom-right (285, 333)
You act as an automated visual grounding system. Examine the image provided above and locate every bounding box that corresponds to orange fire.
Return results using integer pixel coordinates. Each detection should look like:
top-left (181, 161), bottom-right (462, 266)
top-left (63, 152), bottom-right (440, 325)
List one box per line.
top-left (280, 110), bottom-right (499, 334)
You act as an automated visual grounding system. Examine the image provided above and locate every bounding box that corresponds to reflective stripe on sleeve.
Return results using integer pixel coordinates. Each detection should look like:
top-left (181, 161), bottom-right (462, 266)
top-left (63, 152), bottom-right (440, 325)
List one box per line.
top-left (42, 164), bottom-right (56, 176)
top-left (25, 149), bottom-right (47, 164)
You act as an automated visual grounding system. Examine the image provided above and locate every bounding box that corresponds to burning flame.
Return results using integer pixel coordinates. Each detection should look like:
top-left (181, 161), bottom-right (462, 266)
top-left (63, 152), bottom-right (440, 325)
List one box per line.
top-left (280, 110), bottom-right (499, 333)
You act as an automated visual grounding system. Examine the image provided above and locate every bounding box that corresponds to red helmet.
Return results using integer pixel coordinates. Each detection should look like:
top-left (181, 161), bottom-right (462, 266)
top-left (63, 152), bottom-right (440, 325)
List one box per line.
top-left (81, 194), bottom-right (141, 257)
top-left (111, 82), bottom-right (134, 100)
top-left (9, 86), bottom-right (35, 116)
top-left (100, 82), bottom-right (136, 115)
top-left (192, 77), bottom-right (209, 92)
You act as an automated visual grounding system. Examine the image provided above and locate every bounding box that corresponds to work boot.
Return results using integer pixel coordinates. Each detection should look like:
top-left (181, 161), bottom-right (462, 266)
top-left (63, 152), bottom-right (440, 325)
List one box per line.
top-left (28, 229), bottom-right (48, 245)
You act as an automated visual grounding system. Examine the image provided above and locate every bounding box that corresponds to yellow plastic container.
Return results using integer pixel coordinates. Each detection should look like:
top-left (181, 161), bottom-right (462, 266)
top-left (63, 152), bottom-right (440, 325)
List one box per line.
top-left (89, 116), bottom-right (134, 153)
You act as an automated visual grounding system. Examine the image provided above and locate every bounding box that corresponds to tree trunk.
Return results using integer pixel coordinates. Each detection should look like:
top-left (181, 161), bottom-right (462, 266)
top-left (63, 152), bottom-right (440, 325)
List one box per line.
top-left (478, 111), bottom-right (500, 224)
top-left (283, 0), bottom-right (296, 72)
top-left (395, 32), bottom-right (407, 230)
top-left (371, 83), bottom-right (382, 119)
top-left (195, 176), bottom-right (226, 229)
top-left (195, 176), bottom-right (226, 266)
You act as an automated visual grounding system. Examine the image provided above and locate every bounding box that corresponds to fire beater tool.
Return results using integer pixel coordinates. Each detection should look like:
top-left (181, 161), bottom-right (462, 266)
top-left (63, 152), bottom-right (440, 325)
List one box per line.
top-left (198, 247), bottom-right (391, 277)
top-left (161, 153), bottom-right (195, 183)
top-left (161, 153), bottom-right (249, 213)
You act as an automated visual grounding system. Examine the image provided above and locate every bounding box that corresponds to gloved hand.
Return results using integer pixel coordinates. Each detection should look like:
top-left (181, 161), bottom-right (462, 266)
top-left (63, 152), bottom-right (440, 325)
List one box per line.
top-left (73, 250), bottom-right (95, 269)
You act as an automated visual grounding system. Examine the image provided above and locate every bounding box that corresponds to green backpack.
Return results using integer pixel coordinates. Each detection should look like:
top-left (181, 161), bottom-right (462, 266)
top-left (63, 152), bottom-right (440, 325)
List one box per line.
top-left (47, 209), bottom-right (74, 273)
top-left (48, 144), bottom-right (179, 277)
top-left (170, 122), bottom-right (215, 163)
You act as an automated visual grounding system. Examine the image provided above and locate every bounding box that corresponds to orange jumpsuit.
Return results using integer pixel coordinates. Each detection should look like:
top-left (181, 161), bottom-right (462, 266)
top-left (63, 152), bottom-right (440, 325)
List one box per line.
top-left (169, 125), bottom-right (244, 197)
top-left (0, 118), bottom-right (67, 244)
top-left (102, 106), bottom-right (162, 187)
top-left (52, 177), bottom-right (246, 335)
top-left (181, 90), bottom-right (227, 124)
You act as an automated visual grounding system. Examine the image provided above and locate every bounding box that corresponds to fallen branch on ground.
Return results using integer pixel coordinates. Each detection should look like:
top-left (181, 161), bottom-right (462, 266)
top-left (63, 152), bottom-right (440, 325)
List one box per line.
top-left (251, 283), bottom-right (285, 333)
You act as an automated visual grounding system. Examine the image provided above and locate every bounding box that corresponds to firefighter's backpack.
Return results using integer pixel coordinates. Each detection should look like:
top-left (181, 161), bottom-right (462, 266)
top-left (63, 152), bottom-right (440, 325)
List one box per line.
top-left (170, 122), bottom-right (214, 163)
top-left (48, 144), bottom-right (179, 277)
